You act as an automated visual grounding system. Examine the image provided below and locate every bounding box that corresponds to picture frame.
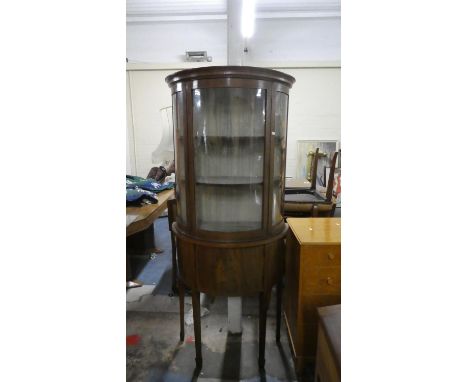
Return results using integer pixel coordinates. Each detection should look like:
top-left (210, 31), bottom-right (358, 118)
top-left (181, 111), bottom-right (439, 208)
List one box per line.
top-left (296, 140), bottom-right (340, 186)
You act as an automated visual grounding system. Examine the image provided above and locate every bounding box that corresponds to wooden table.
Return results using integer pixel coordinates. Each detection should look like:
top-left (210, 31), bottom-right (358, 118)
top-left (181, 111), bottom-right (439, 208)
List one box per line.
top-left (126, 189), bottom-right (174, 237)
top-left (315, 304), bottom-right (341, 382)
top-left (283, 217), bottom-right (341, 379)
top-left (126, 189), bottom-right (174, 283)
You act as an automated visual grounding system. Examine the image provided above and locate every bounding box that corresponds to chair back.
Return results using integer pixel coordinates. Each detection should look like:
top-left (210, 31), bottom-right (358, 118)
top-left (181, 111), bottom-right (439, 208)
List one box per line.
top-left (325, 151), bottom-right (339, 202)
top-left (309, 148), bottom-right (319, 191)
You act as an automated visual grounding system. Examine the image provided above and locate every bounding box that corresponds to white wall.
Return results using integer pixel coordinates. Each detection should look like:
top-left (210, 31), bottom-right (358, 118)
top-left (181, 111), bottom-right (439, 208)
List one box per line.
top-left (126, 18), bottom-right (340, 65)
top-left (127, 69), bottom-right (174, 176)
top-left (126, 65), bottom-right (340, 178)
top-left (126, 21), bottom-right (227, 65)
top-left (279, 67), bottom-right (341, 176)
top-left (126, 72), bottom-right (136, 174)
top-left (246, 18), bottom-right (340, 64)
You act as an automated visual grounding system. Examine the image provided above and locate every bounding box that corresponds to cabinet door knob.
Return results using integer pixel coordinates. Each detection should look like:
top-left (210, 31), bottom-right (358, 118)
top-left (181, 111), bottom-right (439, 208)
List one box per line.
top-left (327, 277), bottom-right (333, 285)
top-left (328, 253), bottom-right (335, 260)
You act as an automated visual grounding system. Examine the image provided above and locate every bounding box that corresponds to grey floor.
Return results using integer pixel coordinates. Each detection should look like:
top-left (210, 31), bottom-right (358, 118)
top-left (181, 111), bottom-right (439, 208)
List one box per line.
top-left (127, 216), bottom-right (299, 382)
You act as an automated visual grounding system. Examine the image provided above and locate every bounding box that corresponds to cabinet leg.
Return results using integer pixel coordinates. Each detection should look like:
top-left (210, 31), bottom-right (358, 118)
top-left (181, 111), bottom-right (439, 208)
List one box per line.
top-left (170, 232), bottom-right (177, 293)
top-left (258, 290), bottom-right (271, 370)
top-left (192, 291), bottom-right (203, 370)
top-left (276, 280), bottom-right (283, 343)
top-left (178, 279), bottom-right (185, 342)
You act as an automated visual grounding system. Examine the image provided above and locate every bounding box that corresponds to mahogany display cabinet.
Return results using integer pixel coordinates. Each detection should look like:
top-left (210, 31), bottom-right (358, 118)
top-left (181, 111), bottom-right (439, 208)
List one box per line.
top-left (165, 66), bottom-right (295, 370)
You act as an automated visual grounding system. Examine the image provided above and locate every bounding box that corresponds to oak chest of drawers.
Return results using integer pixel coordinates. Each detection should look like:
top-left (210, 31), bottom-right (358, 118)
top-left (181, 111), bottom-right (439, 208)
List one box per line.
top-left (284, 218), bottom-right (341, 379)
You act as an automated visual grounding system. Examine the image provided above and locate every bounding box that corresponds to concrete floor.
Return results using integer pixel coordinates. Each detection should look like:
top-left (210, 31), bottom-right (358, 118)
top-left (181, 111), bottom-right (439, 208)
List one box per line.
top-left (127, 217), bottom-right (299, 382)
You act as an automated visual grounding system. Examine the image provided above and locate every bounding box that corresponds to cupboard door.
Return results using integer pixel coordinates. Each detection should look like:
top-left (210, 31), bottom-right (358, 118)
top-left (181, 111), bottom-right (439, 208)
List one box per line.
top-left (192, 88), bottom-right (266, 232)
top-left (271, 92), bottom-right (289, 224)
top-left (173, 92), bottom-right (187, 225)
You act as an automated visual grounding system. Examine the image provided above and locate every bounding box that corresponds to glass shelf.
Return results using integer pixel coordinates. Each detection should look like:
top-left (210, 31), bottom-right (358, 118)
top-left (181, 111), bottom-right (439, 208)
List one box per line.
top-left (192, 136), bottom-right (283, 142)
top-left (194, 135), bottom-right (265, 141)
top-left (198, 221), bottom-right (261, 232)
top-left (196, 183), bottom-right (263, 232)
top-left (196, 176), bottom-right (263, 185)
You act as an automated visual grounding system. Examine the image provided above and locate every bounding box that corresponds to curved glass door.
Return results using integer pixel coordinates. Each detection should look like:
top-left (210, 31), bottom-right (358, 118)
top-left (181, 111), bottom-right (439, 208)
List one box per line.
top-left (192, 88), bottom-right (266, 232)
top-left (173, 92), bottom-right (187, 224)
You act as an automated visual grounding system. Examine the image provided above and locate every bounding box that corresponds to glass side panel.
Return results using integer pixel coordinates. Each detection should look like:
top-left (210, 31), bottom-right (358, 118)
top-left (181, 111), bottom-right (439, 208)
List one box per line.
top-left (271, 92), bottom-right (289, 224)
top-left (173, 92), bottom-right (186, 224)
top-left (192, 88), bottom-right (266, 232)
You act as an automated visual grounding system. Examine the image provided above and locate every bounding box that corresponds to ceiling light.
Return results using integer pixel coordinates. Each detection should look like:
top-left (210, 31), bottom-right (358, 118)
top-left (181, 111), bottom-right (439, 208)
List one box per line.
top-left (241, 0), bottom-right (256, 39)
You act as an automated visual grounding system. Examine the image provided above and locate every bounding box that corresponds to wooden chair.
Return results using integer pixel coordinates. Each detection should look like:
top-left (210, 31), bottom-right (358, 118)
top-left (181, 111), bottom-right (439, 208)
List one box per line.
top-left (284, 150), bottom-right (339, 217)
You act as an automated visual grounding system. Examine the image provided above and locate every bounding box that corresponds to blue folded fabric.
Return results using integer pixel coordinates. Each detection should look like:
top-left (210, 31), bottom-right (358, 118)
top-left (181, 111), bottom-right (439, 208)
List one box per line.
top-left (126, 188), bottom-right (158, 206)
top-left (126, 175), bottom-right (175, 193)
top-left (126, 175), bottom-right (175, 206)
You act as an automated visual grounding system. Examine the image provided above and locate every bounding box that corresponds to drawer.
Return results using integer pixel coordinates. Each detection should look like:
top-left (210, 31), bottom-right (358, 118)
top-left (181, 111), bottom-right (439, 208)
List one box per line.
top-left (302, 245), bottom-right (341, 267)
top-left (302, 266), bottom-right (341, 295)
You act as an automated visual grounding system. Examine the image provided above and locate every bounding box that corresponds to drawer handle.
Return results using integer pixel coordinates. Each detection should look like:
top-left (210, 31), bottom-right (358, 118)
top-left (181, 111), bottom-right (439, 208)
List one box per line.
top-left (328, 253), bottom-right (335, 260)
top-left (327, 277), bottom-right (334, 285)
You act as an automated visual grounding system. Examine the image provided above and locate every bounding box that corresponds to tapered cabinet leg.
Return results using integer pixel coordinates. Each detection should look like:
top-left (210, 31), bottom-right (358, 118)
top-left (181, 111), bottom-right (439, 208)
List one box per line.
top-left (178, 279), bottom-right (185, 342)
top-left (258, 290), bottom-right (271, 370)
top-left (276, 280), bottom-right (283, 343)
top-left (170, 233), bottom-right (177, 293)
top-left (192, 291), bottom-right (203, 370)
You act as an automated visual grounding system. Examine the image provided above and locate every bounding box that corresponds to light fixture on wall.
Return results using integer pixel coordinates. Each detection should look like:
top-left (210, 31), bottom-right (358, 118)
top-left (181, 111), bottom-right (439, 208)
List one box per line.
top-left (185, 51), bottom-right (212, 62)
top-left (241, 0), bottom-right (256, 38)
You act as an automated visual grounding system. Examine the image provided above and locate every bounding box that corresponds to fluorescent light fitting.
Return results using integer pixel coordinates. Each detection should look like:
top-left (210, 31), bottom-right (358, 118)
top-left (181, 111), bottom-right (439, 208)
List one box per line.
top-left (241, 0), bottom-right (256, 38)
top-left (185, 51), bottom-right (212, 62)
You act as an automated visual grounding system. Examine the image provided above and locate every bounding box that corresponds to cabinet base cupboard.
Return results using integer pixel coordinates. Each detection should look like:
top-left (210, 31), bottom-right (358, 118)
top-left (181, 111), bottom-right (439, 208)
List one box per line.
top-left (165, 66), bottom-right (295, 370)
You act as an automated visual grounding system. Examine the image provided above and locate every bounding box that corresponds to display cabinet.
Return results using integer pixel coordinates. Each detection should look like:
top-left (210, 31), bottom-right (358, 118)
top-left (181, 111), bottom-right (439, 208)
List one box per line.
top-left (166, 66), bottom-right (295, 370)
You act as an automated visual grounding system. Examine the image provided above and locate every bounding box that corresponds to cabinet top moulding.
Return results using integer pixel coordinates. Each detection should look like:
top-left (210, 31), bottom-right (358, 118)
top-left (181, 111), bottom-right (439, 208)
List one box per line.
top-left (165, 66), bottom-right (296, 88)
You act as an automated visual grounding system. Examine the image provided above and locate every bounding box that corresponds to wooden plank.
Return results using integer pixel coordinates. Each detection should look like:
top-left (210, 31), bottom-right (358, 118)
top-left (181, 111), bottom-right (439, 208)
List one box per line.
top-left (126, 189), bottom-right (174, 237)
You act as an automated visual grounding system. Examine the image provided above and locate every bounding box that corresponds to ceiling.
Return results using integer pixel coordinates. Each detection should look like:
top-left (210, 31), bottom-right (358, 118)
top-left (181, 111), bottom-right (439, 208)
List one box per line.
top-left (127, 0), bottom-right (341, 22)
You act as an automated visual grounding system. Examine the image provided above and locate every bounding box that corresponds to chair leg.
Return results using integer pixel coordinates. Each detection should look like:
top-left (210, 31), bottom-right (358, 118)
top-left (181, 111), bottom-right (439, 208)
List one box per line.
top-left (192, 291), bottom-right (203, 370)
top-left (258, 290), bottom-right (271, 370)
top-left (178, 279), bottom-right (185, 342)
top-left (276, 280), bottom-right (283, 343)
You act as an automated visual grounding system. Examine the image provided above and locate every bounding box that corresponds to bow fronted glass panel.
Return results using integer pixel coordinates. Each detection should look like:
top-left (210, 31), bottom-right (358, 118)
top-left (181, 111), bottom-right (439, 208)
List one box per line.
top-left (192, 88), bottom-right (266, 232)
